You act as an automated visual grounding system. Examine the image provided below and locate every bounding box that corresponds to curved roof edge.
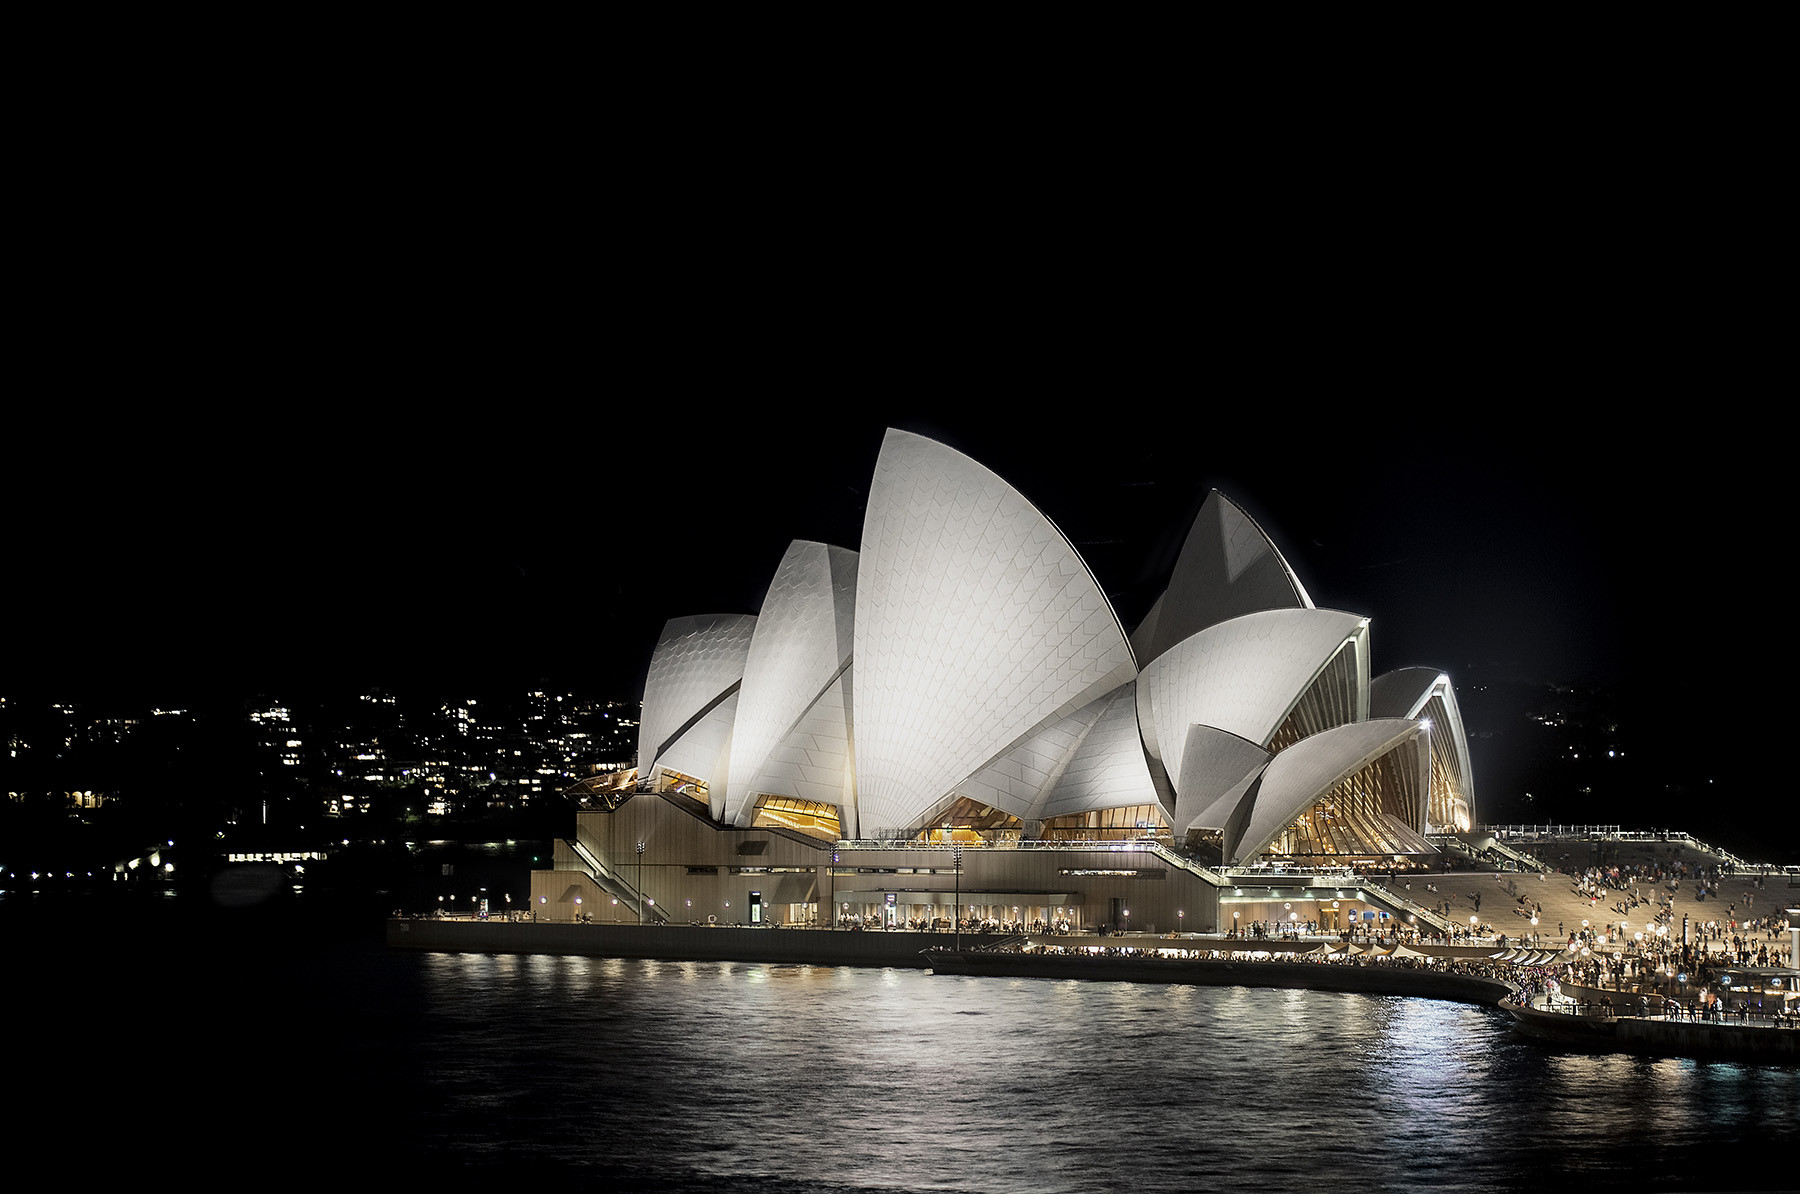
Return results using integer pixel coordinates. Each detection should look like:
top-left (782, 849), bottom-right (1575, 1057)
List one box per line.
top-left (1137, 490), bottom-right (1314, 669)
top-left (1173, 723), bottom-right (1271, 832)
top-left (637, 613), bottom-right (757, 781)
top-left (851, 428), bottom-right (1136, 833)
top-left (1229, 718), bottom-right (1428, 864)
top-left (724, 541), bottom-right (858, 825)
top-left (1370, 666), bottom-right (1476, 813)
top-left (1141, 607), bottom-right (1370, 783)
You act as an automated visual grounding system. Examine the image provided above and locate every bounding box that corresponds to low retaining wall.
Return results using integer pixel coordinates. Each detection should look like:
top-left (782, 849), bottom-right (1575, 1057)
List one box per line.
top-left (1614, 1016), bottom-right (1797, 1059)
top-left (388, 919), bottom-right (952, 967)
top-left (386, 920), bottom-right (1511, 1004)
top-left (1504, 999), bottom-right (1798, 1060)
top-left (926, 952), bottom-right (1515, 1005)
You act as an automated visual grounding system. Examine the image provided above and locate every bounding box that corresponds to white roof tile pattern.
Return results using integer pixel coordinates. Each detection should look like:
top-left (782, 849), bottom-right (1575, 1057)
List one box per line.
top-left (851, 430), bottom-right (1137, 833)
top-left (1230, 718), bottom-right (1429, 863)
top-left (731, 668), bottom-right (858, 832)
top-left (657, 690), bottom-right (741, 821)
top-left (628, 429), bottom-right (1477, 862)
top-left (1173, 723), bottom-right (1272, 832)
top-left (1370, 667), bottom-right (1476, 812)
top-left (1035, 683), bottom-right (1161, 823)
top-left (1370, 667), bottom-right (1431, 720)
top-left (1137, 491), bottom-right (1313, 669)
top-left (637, 613), bottom-right (757, 784)
top-left (951, 695), bottom-right (1111, 824)
top-left (1139, 608), bottom-right (1369, 786)
top-left (723, 541), bottom-right (858, 826)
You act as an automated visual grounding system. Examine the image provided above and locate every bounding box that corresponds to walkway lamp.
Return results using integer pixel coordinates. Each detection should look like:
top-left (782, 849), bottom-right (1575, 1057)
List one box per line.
top-left (636, 840), bottom-right (646, 923)
top-left (953, 844), bottom-right (964, 951)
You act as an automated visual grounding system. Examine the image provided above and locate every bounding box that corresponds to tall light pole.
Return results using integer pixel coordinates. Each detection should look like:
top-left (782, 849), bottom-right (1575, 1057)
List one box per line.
top-left (953, 844), bottom-right (963, 952)
top-left (636, 840), bottom-right (646, 923)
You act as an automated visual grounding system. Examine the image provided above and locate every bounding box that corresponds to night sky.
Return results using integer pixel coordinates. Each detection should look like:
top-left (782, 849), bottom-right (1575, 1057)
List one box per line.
top-left (11, 311), bottom-right (1770, 852)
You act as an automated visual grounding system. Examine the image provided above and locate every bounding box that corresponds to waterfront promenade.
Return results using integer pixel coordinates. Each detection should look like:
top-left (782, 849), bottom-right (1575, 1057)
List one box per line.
top-left (388, 913), bottom-right (1796, 1062)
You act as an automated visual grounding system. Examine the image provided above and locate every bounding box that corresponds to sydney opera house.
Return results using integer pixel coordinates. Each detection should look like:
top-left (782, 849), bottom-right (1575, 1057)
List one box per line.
top-left (531, 430), bottom-right (1477, 935)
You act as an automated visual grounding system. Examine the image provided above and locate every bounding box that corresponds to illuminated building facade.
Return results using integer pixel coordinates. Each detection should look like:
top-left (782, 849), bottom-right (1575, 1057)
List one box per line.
top-left (532, 430), bottom-right (1476, 932)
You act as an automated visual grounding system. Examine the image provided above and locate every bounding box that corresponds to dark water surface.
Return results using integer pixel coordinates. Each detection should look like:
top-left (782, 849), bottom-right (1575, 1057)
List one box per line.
top-left (17, 925), bottom-right (1796, 1191)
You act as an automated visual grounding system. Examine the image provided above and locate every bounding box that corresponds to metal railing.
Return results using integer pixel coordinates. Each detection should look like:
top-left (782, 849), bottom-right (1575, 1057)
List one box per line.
top-left (834, 837), bottom-right (1228, 885)
top-left (566, 836), bottom-right (667, 923)
top-left (1219, 863), bottom-right (1362, 880)
top-left (1486, 826), bottom-right (1784, 875)
top-left (840, 837), bottom-right (1164, 852)
top-left (1357, 879), bottom-right (1455, 935)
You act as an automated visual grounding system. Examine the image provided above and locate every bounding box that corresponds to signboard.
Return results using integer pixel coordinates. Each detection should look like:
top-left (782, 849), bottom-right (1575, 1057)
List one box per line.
top-left (749, 891), bottom-right (762, 925)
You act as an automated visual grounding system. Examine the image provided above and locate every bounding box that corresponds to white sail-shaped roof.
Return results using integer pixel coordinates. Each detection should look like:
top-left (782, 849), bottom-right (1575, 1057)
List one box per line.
top-left (950, 693), bottom-right (1113, 824)
top-left (1136, 490), bottom-right (1313, 669)
top-left (658, 690), bottom-right (742, 821)
top-left (947, 682), bottom-right (1159, 827)
top-left (637, 613), bottom-right (757, 794)
top-left (1033, 683), bottom-right (1161, 823)
top-left (1173, 723), bottom-right (1271, 833)
top-left (1370, 666), bottom-right (1476, 819)
top-left (1229, 718), bottom-right (1430, 864)
top-left (1138, 607), bottom-right (1369, 787)
top-left (723, 541), bottom-right (858, 827)
top-left (851, 430), bottom-right (1137, 834)
top-left (734, 667), bottom-right (858, 833)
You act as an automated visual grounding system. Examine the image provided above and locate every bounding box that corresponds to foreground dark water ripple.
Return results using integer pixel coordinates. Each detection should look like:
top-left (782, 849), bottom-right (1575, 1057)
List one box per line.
top-left (406, 953), bottom-right (1793, 1192)
top-left (18, 934), bottom-right (1797, 1191)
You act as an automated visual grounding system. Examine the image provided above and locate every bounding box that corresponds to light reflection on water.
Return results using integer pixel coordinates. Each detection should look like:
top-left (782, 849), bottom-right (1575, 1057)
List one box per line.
top-left (398, 953), bottom-right (1795, 1192)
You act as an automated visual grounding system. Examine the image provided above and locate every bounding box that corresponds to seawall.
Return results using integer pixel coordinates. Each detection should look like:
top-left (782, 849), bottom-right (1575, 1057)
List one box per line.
top-left (925, 950), bottom-right (1516, 1005)
top-left (385, 919), bottom-right (1512, 1005)
top-left (1504, 998), bottom-right (1798, 1060)
top-left (388, 918), bottom-right (953, 967)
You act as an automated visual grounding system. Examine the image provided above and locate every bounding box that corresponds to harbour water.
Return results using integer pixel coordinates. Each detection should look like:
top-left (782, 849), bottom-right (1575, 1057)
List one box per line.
top-left (17, 917), bottom-right (1797, 1190)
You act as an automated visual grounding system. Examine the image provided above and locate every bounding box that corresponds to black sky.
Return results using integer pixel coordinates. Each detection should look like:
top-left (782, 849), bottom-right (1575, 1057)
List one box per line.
top-left (8, 202), bottom-right (1778, 855)
top-left (16, 403), bottom-right (1631, 695)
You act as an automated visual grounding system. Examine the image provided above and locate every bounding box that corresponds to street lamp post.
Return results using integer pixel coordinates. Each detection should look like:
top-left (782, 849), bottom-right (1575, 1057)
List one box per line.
top-left (953, 844), bottom-right (963, 952)
top-left (636, 840), bottom-right (646, 923)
